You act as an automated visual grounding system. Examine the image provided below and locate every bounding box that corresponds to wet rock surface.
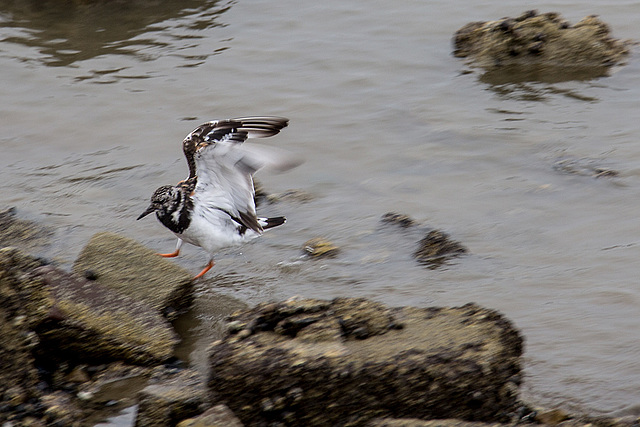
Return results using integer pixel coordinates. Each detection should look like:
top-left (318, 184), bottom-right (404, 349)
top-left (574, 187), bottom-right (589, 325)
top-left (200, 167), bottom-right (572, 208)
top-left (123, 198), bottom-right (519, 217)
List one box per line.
top-left (303, 237), bottom-right (340, 258)
top-left (368, 419), bottom-right (507, 427)
top-left (0, 248), bottom-right (46, 423)
top-left (378, 213), bottom-right (468, 268)
top-left (266, 188), bottom-right (315, 204)
top-left (0, 207), bottom-right (52, 255)
top-left (552, 156), bottom-right (620, 179)
top-left (73, 231), bottom-right (194, 320)
top-left (177, 404), bottom-right (245, 427)
top-left (453, 11), bottom-right (632, 80)
top-left (135, 369), bottom-right (208, 427)
top-left (208, 297), bottom-right (524, 426)
top-left (0, 225), bottom-right (193, 425)
top-left (4, 210), bottom-right (634, 426)
top-left (414, 230), bottom-right (468, 268)
top-left (381, 212), bottom-right (417, 228)
top-left (30, 265), bottom-right (179, 366)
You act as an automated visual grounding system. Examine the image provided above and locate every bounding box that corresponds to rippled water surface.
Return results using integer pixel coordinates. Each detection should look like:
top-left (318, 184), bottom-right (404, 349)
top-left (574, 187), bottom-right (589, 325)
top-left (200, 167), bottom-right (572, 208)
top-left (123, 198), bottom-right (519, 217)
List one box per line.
top-left (2, 0), bottom-right (640, 418)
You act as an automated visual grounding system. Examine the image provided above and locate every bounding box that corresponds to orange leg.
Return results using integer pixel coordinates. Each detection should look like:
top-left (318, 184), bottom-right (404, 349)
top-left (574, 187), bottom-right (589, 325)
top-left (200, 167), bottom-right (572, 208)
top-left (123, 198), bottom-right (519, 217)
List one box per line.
top-left (193, 259), bottom-right (215, 280)
top-left (159, 239), bottom-right (182, 258)
top-left (159, 249), bottom-right (180, 258)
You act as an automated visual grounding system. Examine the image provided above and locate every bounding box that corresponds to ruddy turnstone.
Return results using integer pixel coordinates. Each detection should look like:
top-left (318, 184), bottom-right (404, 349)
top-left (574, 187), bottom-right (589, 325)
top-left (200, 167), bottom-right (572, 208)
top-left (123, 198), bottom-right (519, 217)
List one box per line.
top-left (137, 116), bottom-right (293, 279)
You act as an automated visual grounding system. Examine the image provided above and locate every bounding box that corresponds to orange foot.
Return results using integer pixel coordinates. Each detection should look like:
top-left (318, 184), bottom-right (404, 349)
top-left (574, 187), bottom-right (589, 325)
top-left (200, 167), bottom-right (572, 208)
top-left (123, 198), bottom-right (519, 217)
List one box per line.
top-left (193, 260), bottom-right (215, 280)
top-left (159, 249), bottom-right (180, 258)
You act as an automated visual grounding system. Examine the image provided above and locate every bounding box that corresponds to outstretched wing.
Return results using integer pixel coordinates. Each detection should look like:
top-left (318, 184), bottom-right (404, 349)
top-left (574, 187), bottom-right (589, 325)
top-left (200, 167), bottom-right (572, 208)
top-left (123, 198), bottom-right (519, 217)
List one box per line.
top-left (182, 117), bottom-right (289, 179)
top-left (184, 117), bottom-right (289, 233)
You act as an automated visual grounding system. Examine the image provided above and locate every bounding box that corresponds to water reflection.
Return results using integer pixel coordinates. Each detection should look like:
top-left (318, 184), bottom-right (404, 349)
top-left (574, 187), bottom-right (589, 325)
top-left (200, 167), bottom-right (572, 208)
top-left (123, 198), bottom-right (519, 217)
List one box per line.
top-left (0, 0), bottom-right (230, 66)
top-left (470, 64), bottom-right (606, 102)
top-left (478, 64), bottom-right (613, 85)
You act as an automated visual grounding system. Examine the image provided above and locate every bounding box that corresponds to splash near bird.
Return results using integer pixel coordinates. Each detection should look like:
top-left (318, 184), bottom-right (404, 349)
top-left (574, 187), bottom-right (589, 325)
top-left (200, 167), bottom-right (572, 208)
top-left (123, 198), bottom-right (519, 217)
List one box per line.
top-left (138, 117), bottom-right (296, 279)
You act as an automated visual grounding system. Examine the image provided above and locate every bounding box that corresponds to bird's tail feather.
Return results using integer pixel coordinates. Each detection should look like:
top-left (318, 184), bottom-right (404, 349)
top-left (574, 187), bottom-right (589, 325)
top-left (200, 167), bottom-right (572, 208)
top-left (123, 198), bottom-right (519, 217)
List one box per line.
top-left (259, 216), bottom-right (286, 230)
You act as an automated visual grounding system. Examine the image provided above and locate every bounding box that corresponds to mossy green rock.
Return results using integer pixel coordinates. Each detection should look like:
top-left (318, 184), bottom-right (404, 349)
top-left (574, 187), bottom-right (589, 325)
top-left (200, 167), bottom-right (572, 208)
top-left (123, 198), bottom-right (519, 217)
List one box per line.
top-left (208, 298), bottom-right (524, 426)
top-left (73, 232), bottom-right (193, 319)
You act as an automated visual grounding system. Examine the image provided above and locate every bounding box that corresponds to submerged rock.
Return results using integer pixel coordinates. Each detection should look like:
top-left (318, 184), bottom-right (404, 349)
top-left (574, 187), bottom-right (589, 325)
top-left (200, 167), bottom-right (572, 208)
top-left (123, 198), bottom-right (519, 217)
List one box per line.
top-left (414, 230), bottom-right (468, 268)
top-left (73, 232), bottom-right (194, 320)
top-left (380, 212), bottom-right (416, 228)
top-left (303, 237), bottom-right (340, 258)
top-left (553, 156), bottom-right (620, 179)
top-left (453, 11), bottom-right (632, 80)
top-left (208, 297), bottom-right (523, 426)
top-left (266, 189), bottom-right (315, 204)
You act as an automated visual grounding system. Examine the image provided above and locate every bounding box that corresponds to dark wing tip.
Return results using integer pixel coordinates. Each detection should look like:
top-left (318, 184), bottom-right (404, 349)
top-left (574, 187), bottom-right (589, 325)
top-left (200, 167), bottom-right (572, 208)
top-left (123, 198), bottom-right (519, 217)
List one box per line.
top-left (262, 216), bottom-right (286, 229)
top-left (182, 116), bottom-right (289, 178)
top-left (231, 116), bottom-right (289, 138)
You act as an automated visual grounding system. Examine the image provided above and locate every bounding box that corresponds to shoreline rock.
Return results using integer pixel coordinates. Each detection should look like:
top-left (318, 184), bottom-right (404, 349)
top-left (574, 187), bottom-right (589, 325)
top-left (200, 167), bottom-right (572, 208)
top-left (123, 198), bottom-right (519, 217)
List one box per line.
top-left (73, 231), bottom-right (194, 320)
top-left (208, 297), bottom-right (524, 426)
top-left (2, 211), bottom-right (636, 426)
top-left (30, 265), bottom-right (179, 366)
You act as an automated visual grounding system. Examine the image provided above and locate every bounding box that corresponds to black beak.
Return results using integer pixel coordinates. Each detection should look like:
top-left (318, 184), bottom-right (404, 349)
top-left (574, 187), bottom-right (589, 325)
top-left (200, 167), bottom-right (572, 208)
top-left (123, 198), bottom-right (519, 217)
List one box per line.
top-left (137, 205), bottom-right (156, 220)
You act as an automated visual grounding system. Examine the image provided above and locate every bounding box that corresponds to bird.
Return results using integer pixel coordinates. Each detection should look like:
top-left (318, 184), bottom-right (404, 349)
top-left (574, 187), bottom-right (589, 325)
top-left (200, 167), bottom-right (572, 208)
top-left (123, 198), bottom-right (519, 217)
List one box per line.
top-left (137, 116), bottom-right (294, 279)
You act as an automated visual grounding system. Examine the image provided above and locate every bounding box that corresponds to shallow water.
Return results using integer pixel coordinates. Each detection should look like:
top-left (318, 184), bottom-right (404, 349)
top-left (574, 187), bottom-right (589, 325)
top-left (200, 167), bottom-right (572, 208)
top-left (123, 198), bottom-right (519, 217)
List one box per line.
top-left (2, 0), bottom-right (640, 418)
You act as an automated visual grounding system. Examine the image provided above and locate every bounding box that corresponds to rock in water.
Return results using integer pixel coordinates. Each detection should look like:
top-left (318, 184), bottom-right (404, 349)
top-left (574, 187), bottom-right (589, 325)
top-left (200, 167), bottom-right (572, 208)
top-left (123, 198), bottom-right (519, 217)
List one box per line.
top-left (414, 230), bottom-right (468, 268)
top-left (73, 232), bottom-right (194, 319)
top-left (208, 297), bottom-right (524, 426)
top-left (453, 11), bottom-right (631, 80)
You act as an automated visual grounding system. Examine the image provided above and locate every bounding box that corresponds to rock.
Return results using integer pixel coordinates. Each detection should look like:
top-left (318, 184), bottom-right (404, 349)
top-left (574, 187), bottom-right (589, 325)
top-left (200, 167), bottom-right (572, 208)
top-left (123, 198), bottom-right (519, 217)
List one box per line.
top-left (535, 408), bottom-right (570, 425)
top-left (414, 230), bottom-right (468, 268)
top-left (266, 189), bottom-right (315, 204)
top-left (381, 212), bottom-right (416, 228)
top-left (73, 232), bottom-right (194, 320)
top-left (553, 156), bottom-right (619, 179)
top-left (565, 415), bottom-right (640, 427)
top-left (76, 362), bottom-right (150, 405)
top-left (176, 404), bottom-right (244, 427)
top-left (208, 298), bottom-right (524, 426)
top-left (0, 248), bottom-right (47, 420)
top-left (64, 366), bottom-right (90, 384)
top-left (30, 265), bottom-right (179, 365)
top-left (303, 237), bottom-right (340, 258)
top-left (368, 419), bottom-right (507, 427)
top-left (41, 391), bottom-right (85, 427)
top-left (135, 369), bottom-right (208, 427)
top-left (0, 207), bottom-right (52, 254)
top-left (453, 11), bottom-right (632, 80)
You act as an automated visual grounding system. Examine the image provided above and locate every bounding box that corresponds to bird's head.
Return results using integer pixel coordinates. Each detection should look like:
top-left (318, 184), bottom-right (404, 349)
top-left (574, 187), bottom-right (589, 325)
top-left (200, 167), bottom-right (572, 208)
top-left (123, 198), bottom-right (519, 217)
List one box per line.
top-left (137, 185), bottom-right (180, 220)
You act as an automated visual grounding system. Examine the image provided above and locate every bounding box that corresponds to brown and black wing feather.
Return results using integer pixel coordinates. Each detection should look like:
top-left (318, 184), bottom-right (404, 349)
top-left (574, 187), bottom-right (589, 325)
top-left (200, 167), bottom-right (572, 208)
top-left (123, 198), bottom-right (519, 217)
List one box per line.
top-left (182, 117), bottom-right (288, 180)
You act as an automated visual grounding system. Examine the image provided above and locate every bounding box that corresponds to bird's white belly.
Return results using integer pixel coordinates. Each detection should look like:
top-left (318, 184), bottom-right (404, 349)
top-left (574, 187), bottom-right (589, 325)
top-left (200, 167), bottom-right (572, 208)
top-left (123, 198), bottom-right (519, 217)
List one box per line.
top-left (178, 207), bottom-right (258, 255)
